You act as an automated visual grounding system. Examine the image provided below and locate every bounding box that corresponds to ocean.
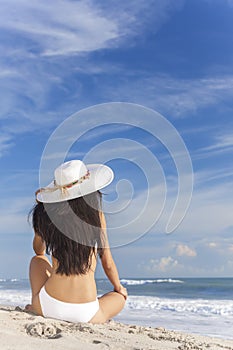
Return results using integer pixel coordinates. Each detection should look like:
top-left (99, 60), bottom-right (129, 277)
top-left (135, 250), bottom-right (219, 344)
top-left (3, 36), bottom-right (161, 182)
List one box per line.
top-left (0, 277), bottom-right (232, 340)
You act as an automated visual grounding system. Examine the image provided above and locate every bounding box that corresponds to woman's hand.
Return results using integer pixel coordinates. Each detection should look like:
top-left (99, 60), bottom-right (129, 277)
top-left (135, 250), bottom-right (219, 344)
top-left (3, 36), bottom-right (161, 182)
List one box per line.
top-left (114, 284), bottom-right (128, 300)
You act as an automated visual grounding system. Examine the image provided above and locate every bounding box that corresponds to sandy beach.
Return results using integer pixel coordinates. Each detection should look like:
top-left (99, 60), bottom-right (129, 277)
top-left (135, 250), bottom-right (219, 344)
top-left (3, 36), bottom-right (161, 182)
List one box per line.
top-left (0, 305), bottom-right (232, 350)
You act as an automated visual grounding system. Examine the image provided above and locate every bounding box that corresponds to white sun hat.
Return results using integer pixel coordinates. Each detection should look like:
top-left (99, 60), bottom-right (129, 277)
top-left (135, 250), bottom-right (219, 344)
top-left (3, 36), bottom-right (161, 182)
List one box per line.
top-left (36, 160), bottom-right (114, 203)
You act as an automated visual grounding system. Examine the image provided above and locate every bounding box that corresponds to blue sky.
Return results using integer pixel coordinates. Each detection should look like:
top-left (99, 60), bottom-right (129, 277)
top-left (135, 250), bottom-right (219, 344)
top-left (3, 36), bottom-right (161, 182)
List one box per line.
top-left (0, 0), bottom-right (233, 278)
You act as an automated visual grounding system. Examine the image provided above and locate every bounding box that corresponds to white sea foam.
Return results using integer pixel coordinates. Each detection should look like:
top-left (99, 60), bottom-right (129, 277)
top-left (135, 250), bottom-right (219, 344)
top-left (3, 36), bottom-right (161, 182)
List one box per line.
top-left (115, 295), bottom-right (233, 339)
top-left (120, 278), bottom-right (184, 285)
top-left (1, 284), bottom-right (232, 317)
top-left (0, 288), bottom-right (233, 339)
top-left (0, 278), bottom-right (20, 283)
top-left (124, 295), bottom-right (233, 316)
top-left (0, 290), bottom-right (31, 306)
top-left (4, 289), bottom-right (232, 317)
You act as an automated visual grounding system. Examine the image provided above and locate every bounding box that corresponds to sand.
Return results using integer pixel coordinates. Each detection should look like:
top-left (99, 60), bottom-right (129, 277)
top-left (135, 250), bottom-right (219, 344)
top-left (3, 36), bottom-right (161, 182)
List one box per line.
top-left (0, 305), bottom-right (232, 350)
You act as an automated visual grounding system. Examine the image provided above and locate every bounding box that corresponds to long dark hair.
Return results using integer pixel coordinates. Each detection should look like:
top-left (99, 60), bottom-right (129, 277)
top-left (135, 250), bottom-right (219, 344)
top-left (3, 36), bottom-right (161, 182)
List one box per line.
top-left (30, 191), bottom-right (105, 276)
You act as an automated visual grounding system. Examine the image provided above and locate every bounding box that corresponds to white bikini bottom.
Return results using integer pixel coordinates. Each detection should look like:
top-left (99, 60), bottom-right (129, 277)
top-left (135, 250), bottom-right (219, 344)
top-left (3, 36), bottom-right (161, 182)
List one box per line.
top-left (39, 286), bottom-right (99, 323)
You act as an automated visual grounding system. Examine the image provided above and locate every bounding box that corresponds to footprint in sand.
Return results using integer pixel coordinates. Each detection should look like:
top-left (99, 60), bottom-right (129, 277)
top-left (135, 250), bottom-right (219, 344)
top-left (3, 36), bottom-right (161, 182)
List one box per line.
top-left (92, 340), bottom-right (110, 348)
top-left (25, 322), bottom-right (62, 339)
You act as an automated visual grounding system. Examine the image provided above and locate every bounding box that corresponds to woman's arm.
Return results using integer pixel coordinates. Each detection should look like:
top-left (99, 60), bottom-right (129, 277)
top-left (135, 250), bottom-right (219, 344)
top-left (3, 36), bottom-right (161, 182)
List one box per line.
top-left (33, 233), bottom-right (46, 255)
top-left (99, 212), bottom-right (128, 299)
top-left (100, 248), bottom-right (127, 299)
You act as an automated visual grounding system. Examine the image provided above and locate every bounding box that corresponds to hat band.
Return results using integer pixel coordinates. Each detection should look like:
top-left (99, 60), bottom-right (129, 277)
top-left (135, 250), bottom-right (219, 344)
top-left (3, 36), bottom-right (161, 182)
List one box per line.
top-left (35, 170), bottom-right (90, 199)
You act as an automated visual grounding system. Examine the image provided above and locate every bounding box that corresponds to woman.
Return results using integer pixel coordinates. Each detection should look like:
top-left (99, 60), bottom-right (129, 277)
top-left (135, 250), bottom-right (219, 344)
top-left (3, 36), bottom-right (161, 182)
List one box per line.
top-left (27, 159), bottom-right (127, 323)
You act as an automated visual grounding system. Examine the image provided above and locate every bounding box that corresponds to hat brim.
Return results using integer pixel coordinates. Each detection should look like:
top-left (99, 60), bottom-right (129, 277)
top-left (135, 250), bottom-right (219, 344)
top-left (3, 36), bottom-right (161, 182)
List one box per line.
top-left (36, 164), bottom-right (114, 203)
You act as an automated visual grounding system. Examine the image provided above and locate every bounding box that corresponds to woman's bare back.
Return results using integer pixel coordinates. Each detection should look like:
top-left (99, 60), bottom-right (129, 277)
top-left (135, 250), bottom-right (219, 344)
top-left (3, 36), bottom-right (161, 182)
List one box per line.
top-left (44, 255), bottom-right (98, 303)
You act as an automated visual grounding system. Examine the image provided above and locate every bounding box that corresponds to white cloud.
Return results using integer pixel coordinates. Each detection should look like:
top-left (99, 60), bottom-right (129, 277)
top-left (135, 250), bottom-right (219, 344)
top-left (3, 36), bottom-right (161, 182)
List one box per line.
top-left (134, 231), bottom-right (233, 277)
top-left (208, 242), bottom-right (217, 248)
top-left (0, 0), bottom-right (119, 56)
top-left (0, 0), bottom-right (184, 57)
top-left (149, 256), bottom-right (178, 272)
top-left (176, 244), bottom-right (196, 257)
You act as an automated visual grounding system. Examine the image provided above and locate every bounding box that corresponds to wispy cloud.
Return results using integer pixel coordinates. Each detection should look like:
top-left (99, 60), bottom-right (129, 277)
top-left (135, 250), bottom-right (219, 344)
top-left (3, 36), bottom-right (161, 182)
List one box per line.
top-left (200, 133), bottom-right (233, 151)
top-left (103, 74), bottom-right (233, 117)
top-left (175, 181), bottom-right (233, 239)
top-left (0, 0), bottom-right (120, 57)
top-left (0, 0), bottom-right (183, 57)
top-left (0, 196), bottom-right (32, 235)
top-left (0, 0), bottom-right (185, 139)
top-left (0, 0), bottom-right (125, 136)
top-left (0, 1), bottom-right (231, 142)
top-left (191, 132), bottom-right (233, 164)
top-left (0, 134), bottom-right (14, 157)
top-left (194, 167), bottom-right (233, 185)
